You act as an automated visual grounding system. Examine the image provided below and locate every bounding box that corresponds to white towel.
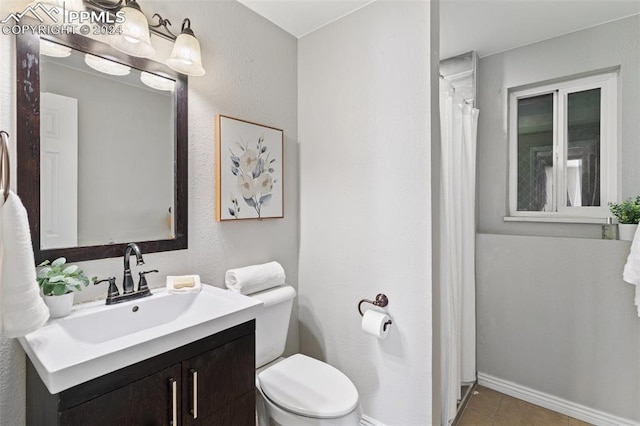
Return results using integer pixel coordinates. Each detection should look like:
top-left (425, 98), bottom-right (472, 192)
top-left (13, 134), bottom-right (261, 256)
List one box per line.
top-left (1, 192), bottom-right (50, 337)
top-left (0, 195), bottom-right (3, 332)
top-left (622, 224), bottom-right (640, 317)
top-left (225, 261), bottom-right (286, 295)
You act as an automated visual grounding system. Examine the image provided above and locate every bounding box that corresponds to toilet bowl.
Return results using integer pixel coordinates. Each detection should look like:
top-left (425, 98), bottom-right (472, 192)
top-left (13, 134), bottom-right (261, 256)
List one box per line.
top-left (256, 354), bottom-right (363, 425)
top-left (249, 286), bottom-right (362, 425)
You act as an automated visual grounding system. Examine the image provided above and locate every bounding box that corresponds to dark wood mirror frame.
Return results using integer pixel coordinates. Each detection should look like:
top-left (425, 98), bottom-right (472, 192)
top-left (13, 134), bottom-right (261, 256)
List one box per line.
top-left (16, 25), bottom-right (188, 263)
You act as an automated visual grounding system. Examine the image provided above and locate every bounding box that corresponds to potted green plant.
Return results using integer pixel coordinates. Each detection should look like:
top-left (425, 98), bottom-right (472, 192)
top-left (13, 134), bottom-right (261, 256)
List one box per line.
top-left (36, 257), bottom-right (91, 318)
top-left (609, 196), bottom-right (640, 241)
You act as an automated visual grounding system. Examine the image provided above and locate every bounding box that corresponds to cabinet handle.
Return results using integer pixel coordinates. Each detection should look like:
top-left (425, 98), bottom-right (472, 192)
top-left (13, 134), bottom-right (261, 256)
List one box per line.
top-left (169, 378), bottom-right (177, 425)
top-left (190, 369), bottom-right (198, 419)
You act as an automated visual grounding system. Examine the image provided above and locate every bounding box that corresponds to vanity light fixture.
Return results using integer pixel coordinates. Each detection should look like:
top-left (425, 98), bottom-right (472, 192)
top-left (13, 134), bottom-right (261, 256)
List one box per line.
top-left (84, 53), bottom-right (131, 76)
top-left (165, 19), bottom-right (205, 77)
top-left (40, 39), bottom-right (72, 58)
top-left (38, 0), bottom-right (85, 13)
top-left (107, 0), bottom-right (155, 58)
top-left (140, 71), bottom-right (175, 91)
top-left (86, 0), bottom-right (206, 76)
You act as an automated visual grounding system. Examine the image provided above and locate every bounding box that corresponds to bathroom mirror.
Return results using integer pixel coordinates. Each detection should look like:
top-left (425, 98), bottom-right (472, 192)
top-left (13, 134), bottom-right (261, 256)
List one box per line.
top-left (16, 27), bottom-right (188, 263)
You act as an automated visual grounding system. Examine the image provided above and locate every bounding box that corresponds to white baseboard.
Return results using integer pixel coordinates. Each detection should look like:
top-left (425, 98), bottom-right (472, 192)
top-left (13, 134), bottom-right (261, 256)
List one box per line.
top-left (478, 372), bottom-right (640, 426)
top-left (361, 414), bottom-right (386, 426)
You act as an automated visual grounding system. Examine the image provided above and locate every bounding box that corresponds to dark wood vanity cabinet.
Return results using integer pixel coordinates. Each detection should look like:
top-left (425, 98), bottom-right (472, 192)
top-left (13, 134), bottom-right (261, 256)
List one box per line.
top-left (181, 334), bottom-right (255, 425)
top-left (26, 321), bottom-right (255, 426)
top-left (59, 363), bottom-right (183, 425)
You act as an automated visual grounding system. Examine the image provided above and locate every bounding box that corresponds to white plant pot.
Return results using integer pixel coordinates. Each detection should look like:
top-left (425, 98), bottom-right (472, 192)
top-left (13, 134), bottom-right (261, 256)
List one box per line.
top-left (618, 224), bottom-right (639, 242)
top-left (43, 292), bottom-right (74, 318)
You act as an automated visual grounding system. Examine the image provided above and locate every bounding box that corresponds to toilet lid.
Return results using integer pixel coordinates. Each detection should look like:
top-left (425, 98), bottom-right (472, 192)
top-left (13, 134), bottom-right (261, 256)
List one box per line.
top-left (258, 354), bottom-right (359, 419)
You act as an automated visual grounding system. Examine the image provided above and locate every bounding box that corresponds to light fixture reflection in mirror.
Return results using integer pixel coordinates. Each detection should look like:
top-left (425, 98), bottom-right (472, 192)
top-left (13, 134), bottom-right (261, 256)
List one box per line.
top-left (84, 54), bottom-right (131, 76)
top-left (140, 72), bottom-right (175, 91)
top-left (40, 39), bottom-right (71, 58)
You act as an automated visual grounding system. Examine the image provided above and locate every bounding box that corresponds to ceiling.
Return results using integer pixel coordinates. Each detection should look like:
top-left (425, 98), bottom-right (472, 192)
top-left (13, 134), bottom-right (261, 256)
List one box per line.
top-left (237, 0), bottom-right (375, 38)
top-left (440, 0), bottom-right (640, 59)
top-left (238, 0), bottom-right (640, 59)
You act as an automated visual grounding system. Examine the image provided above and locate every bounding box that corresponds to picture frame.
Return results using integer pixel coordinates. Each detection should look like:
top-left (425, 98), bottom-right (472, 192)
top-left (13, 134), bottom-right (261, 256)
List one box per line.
top-left (215, 115), bottom-right (284, 221)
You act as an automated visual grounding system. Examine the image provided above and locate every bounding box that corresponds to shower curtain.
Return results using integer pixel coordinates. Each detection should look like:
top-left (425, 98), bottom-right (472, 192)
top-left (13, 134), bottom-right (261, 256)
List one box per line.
top-left (440, 79), bottom-right (479, 425)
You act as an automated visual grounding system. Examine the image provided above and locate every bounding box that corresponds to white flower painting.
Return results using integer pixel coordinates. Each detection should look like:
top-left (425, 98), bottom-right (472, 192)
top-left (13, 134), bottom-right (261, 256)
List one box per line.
top-left (216, 115), bottom-right (284, 221)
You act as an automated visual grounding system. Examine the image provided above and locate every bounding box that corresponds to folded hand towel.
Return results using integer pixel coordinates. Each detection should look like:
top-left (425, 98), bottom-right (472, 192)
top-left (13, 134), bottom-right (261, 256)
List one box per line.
top-left (166, 275), bottom-right (201, 294)
top-left (225, 261), bottom-right (285, 295)
top-left (623, 224), bottom-right (640, 317)
top-left (1, 192), bottom-right (50, 337)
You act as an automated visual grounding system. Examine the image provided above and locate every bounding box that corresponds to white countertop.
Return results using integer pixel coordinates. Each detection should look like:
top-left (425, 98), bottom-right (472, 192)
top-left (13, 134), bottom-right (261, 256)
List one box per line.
top-left (19, 284), bottom-right (262, 394)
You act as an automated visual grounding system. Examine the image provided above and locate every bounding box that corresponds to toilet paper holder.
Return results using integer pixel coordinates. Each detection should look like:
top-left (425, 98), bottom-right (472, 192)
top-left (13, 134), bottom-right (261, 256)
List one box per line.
top-left (358, 294), bottom-right (393, 331)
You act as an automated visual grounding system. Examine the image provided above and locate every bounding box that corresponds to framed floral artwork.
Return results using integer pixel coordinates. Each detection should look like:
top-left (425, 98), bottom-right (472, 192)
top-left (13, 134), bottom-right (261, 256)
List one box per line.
top-left (215, 115), bottom-right (284, 221)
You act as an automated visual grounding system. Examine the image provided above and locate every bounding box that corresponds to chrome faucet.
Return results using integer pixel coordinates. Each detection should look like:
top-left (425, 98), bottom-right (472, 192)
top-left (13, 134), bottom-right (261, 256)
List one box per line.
top-left (123, 242), bottom-right (145, 294)
top-left (93, 243), bottom-right (157, 305)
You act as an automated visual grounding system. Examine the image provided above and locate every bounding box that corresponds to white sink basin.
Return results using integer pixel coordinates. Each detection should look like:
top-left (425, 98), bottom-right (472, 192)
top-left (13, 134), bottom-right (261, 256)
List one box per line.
top-left (59, 291), bottom-right (197, 345)
top-left (19, 284), bottom-right (263, 394)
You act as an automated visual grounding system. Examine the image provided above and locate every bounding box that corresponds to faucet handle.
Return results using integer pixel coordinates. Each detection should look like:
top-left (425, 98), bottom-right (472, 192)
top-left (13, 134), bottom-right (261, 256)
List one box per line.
top-left (93, 276), bottom-right (119, 300)
top-left (138, 270), bottom-right (159, 292)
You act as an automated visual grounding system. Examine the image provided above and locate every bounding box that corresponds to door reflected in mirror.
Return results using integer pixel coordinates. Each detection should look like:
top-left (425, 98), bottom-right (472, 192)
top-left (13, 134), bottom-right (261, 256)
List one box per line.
top-left (39, 43), bottom-right (175, 250)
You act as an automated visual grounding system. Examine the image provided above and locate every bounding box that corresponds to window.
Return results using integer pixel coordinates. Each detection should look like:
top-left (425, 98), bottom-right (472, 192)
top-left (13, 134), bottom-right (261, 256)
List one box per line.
top-left (508, 71), bottom-right (618, 221)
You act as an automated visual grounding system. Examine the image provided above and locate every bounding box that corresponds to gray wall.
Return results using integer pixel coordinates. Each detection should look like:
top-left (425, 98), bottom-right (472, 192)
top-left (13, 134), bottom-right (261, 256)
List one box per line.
top-left (298, 2), bottom-right (435, 424)
top-left (476, 15), bottom-right (640, 422)
top-left (477, 15), bottom-right (640, 238)
top-left (477, 234), bottom-right (640, 421)
top-left (0, 1), bottom-right (299, 424)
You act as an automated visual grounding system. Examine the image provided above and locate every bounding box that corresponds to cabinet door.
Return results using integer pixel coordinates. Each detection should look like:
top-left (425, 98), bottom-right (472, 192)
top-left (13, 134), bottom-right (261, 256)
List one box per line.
top-left (182, 334), bottom-right (255, 425)
top-left (60, 364), bottom-right (182, 426)
top-left (199, 391), bottom-right (255, 426)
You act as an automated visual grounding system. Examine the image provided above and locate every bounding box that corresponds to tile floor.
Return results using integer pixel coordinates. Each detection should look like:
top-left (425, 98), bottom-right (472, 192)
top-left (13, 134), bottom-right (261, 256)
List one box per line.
top-left (455, 386), bottom-right (593, 426)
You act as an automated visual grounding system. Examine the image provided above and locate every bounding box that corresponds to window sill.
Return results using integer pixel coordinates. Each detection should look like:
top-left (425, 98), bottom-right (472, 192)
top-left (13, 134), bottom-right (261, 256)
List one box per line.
top-left (503, 216), bottom-right (608, 224)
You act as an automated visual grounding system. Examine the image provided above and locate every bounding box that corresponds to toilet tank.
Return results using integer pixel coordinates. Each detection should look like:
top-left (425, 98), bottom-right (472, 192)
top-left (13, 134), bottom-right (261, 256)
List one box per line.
top-left (250, 285), bottom-right (296, 368)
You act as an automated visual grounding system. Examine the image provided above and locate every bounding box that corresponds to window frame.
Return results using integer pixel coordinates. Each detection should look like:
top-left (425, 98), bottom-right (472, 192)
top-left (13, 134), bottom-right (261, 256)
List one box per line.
top-left (507, 71), bottom-right (619, 221)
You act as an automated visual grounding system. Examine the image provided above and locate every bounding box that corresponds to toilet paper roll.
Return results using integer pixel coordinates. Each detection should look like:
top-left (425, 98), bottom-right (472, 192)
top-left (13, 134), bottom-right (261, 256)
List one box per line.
top-left (361, 310), bottom-right (391, 339)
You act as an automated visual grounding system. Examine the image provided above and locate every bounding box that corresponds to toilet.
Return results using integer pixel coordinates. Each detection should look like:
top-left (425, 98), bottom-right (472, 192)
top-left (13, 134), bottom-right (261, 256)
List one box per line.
top-left (250, 285), bottom-right (363, 425)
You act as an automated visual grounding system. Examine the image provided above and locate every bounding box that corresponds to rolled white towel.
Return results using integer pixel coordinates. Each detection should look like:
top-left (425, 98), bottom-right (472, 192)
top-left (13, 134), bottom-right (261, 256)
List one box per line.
top-left (225, 261), bottom-right (285, 295)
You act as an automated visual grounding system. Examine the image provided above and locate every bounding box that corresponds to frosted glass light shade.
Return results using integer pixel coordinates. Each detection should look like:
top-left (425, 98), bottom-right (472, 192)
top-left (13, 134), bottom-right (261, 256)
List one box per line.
top-left (166, 33), bottom-right (205, 76)
top-left (140, 72), bottom-right (175, 91)
top-left (58, 0), bottom-right (84, 12)
top-left (40, 39), bottom-right (71, 58)
top-left (28, 0), bottom-right (83, 24)
top-left (108, 4), bottom-right (155, 58)
top-left (84, 54), bottom-right (131, 76)
top-left (39, 0), bottom-right (84, 12)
